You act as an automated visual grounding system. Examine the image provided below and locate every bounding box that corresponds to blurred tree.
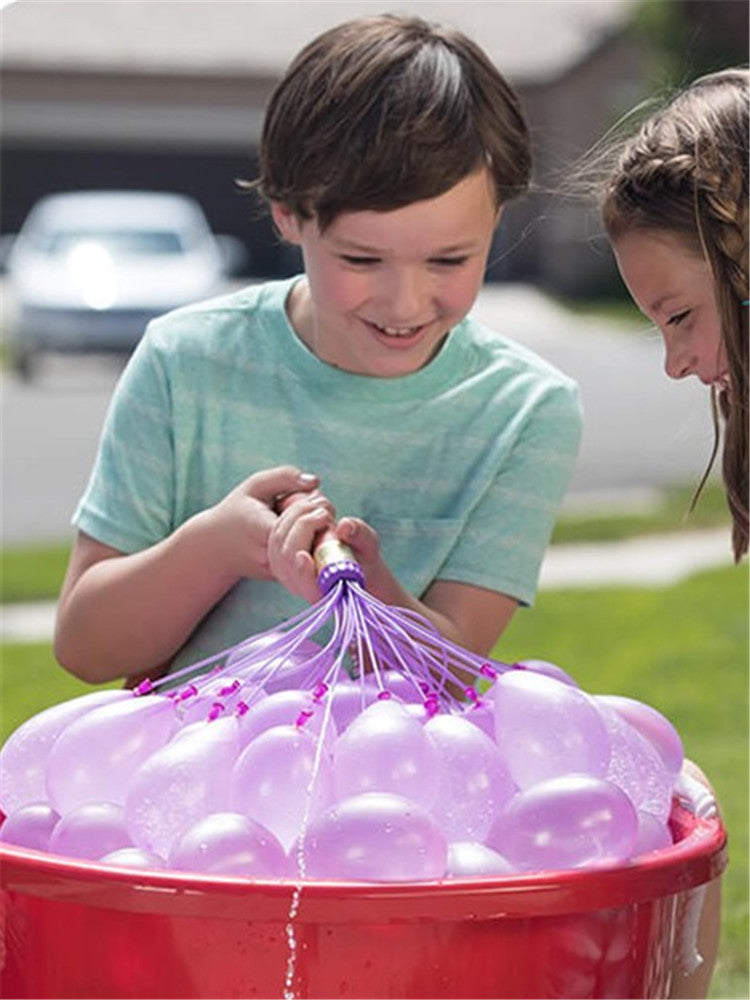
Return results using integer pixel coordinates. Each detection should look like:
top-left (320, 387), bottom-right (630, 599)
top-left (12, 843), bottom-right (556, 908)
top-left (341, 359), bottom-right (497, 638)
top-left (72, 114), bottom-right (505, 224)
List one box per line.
top-left (632, 0), bottom-right (748, 86)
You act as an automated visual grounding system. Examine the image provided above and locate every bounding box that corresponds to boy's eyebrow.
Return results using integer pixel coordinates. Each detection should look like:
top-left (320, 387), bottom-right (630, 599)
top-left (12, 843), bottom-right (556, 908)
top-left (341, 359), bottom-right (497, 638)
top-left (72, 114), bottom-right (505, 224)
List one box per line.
top-left (330, 236), bottom-right (480, 255)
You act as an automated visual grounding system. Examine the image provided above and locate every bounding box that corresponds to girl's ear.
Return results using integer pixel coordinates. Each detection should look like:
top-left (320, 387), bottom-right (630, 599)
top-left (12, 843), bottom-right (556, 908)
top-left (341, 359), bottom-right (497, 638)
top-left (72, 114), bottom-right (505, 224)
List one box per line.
top-left (270, 202), bottom-right (303, 244)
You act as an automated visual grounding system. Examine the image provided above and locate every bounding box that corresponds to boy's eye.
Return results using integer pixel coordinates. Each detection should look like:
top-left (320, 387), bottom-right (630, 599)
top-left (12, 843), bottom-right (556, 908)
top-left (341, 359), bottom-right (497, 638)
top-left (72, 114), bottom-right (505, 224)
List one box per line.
top-left (340, 254), bottom-right (380, 266)
top-left (667, 309), bottom-right (691, 327)
top-left (430, 256), bottom-right (469, 267)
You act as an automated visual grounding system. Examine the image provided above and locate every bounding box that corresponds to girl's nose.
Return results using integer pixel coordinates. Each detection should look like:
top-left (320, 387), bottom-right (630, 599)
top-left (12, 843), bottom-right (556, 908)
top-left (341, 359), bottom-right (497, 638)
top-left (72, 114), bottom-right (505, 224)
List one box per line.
top-left (663, 341), bottom-right (696, 380)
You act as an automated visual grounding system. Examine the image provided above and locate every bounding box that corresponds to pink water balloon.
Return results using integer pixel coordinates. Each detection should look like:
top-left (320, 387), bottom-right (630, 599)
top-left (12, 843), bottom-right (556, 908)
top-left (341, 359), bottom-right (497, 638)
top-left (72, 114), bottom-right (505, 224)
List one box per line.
top-left (424, 714), bottom-right (516, 842)
top-left (596, 694), bottom-right (684, 776)
top-left (333, 700), bottom-right (438, 809)
top-left (99, 846), bottom-right (166, 869)
top-left (46, 694), bottom-right (178, 814)
top-left (487, 774), bottom-right (638, 872)
top-left (125, 716), bottom-right (239, 858)
top-left (0, 802), bottom-right (60, 852)
top-left (168, 812), bottom-right (288, 878)
top-left (299, 791), bottom-right (447, 882)
top-left (597, 703), bottom-right (674, 822)
top-left (49, 802), bottom-right (133, 861)
top-left (446, 841), bottom-right (517, 879)
top-left (237, 688), bottom-right (337, 752)
top-left (0, 689), bottom-right (129, 814)
top-left (494, 671), bottom-right (611, 788)
top-left (230, 724), bottom-right (335, 852)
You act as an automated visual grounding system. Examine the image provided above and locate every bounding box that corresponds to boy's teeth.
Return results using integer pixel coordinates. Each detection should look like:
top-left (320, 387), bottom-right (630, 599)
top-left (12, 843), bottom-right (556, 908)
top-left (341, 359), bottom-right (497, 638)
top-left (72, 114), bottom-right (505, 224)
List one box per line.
top-left (380, 324), bottom-right (418, 336)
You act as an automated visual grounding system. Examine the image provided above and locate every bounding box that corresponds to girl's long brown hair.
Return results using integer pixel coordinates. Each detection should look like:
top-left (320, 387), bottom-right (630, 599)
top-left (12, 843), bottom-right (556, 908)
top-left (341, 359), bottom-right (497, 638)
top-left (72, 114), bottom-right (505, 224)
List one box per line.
top-left (600, 68), bottom-right (749, 561)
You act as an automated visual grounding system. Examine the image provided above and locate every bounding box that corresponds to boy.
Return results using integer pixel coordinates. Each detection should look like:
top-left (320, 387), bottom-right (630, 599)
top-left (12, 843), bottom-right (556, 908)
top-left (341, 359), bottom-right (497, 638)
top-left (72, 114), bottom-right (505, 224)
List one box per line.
top-left (54, 14), bottom-right (582, 685)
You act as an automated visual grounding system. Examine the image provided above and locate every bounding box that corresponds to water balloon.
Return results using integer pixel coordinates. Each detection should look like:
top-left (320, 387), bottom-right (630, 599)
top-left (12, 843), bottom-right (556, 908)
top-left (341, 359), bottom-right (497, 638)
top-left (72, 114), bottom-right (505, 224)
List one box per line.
top-left (99, 846), bottom-right (166, 869)
top-left (168, 812), bottom-right (288, 878)
top-left (125, 716), bottom-right (239, 858)
top-left (49, 802), bottom-right (133, 861)
top-left (494, 671), bottom-right (610, 788)
top-left (596, 694), bottom-right (683, 776)
top-left (446, 841), bottom-right (517, 879)
top-left (487, 774), bottom-right (638, 871)
top-left (0, 689), bottom-right (129, 814)
top-left (230, 724), bottom-right (335, 852)
top-left (0, 802), bottom-right (60, 852)
top-left (46, 694), bottom-right (178, 813)
top-left (597, 702), bottom-right (674, 821)
top-left (333, 700), bottom-right (438, 809)
top-left (237, 688), bottom-right (337, 752)
top-left (424, 713), bottom-right (516, 841)
top-left (300, 791), bottom-right (447, 882)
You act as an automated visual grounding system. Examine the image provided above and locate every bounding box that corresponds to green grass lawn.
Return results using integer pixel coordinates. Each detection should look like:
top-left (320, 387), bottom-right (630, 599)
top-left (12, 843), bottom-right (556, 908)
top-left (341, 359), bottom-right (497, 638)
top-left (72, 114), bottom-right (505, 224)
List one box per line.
top-left (0, 553), bottom-right (747, 997)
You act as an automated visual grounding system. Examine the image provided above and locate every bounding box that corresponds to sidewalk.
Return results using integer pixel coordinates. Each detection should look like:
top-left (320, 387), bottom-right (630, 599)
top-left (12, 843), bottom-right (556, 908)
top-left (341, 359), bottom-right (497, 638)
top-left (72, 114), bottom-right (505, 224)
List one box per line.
top-left (0, 528), bottom-right (735, 643)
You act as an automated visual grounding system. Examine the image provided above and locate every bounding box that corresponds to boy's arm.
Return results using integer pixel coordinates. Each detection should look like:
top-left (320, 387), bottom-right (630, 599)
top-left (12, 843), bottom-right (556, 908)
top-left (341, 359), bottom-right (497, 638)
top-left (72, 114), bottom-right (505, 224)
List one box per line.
top-left (54, 467), bottom-right (326, 684)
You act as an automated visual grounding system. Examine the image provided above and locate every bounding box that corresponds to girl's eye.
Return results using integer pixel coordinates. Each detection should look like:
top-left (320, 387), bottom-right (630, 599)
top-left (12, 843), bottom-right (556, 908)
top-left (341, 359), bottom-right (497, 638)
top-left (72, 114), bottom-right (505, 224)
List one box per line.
top-left (667, 309), bottom-right (691, 327)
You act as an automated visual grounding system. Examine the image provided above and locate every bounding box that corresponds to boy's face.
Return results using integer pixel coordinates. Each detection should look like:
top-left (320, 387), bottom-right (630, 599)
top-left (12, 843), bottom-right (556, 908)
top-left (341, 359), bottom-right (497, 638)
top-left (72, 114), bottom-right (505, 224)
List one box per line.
top-left (613, 228), bottom-right (727, 389)
top-left (272, 167), bottom-right (500, 377)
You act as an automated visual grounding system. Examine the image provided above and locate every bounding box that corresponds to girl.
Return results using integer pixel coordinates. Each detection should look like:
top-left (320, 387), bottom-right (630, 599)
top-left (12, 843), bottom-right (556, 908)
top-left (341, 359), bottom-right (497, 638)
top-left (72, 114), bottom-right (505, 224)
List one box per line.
top-left (599, 67), bottom-right (748, 562)
top-left (596, 67), bottom-right (749, 1000)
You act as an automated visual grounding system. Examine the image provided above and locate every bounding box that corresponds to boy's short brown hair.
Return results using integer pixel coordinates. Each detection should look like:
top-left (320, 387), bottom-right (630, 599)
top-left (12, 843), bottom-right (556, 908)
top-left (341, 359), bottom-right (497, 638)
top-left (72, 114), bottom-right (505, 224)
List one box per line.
top-left (254, 14), bottom-right (531, 228)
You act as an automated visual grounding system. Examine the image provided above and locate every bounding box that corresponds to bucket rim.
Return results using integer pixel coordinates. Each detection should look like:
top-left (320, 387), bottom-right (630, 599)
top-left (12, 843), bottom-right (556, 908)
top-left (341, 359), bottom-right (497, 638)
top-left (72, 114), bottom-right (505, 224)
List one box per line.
top-left (0, 802), bottom-right (727, 923)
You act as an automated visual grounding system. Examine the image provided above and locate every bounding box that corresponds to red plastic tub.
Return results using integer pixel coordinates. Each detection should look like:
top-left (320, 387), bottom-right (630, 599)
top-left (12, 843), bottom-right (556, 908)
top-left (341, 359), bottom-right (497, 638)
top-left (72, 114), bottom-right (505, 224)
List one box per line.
top-left (0, 802), bottom-right (726, 1000)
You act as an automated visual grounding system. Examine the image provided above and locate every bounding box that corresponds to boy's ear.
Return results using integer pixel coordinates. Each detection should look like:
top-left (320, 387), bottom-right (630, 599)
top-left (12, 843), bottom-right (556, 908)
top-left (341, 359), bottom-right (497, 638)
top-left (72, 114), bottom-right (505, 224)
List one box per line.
top-left (270, 202), bottom-right (303, 244)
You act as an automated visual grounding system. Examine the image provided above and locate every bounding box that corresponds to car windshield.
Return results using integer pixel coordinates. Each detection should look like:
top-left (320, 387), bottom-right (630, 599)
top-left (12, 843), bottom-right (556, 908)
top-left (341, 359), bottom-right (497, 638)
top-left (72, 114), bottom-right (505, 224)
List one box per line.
top-left (32, 229), bottom-right (188, 257)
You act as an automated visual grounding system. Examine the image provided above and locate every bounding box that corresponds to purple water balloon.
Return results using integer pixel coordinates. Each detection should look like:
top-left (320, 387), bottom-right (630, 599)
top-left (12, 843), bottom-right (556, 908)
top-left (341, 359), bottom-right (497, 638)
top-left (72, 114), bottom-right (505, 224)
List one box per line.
top-left (365, 670), bottom-right (424, 704)
top-left (230, 724), bottom-right (335, 852)
top-left (328, 681), bottom-right (377, 733)
top-left (446, 841), bottom-right (517, 879)
top-left (125, 716), bottom-right (240, 858)
top-left (333, 700), bottom-right (439, 809)
top-left (597, 703), bottom-right (674, 822)
top-left (0, 802), bottom-right (60, 852)
top-left (596, 694), bottom-right (684, 776)
top-left (494, 671), bottom-right (611, 789)
top-left (632, 811), bottom-right (673, 857)
top-left (46, 694), bottom-right (178, 814)
top-left (168, 812), bottom-right (288, 878)
top-left (99, 846), bottom-right (166, 869)
top-left (424, 714), bottom-right (516, 842)
top-left (49, 802), bottom-right (133, 861)
top-left (487, 774), bottom-right (638, 872)
top-left (300, 791), bottom-right (448, 882)
top-left (0, 689), bottom-right (130, 814)
top-left (236, 688), bottom-right (337, 752)
top-left (460, 699), bottom-right (496, 740)
top-left (513, 659), bottom-right (579, 687)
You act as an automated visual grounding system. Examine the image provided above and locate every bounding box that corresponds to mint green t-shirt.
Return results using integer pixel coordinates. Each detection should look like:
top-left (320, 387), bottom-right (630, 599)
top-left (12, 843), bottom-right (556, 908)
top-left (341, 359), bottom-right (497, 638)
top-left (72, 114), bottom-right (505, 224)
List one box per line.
top-left (73, 277), bottom-right (582, 672)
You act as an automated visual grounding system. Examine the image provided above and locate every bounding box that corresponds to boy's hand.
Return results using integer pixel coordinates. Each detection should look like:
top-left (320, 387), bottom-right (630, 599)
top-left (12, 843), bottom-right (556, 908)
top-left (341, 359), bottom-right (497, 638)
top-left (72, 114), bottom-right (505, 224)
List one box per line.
top-left (268, 491), bottom-right (337, 602)
top-left (334, 517), bottom-right (387, 592)
top-left (207, 466), bottom-right (323, 583)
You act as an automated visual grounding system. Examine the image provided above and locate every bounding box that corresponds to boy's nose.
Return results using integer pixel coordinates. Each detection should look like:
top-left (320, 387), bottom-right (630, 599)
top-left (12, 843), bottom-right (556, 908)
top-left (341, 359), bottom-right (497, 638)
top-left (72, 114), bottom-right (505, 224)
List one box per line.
top-left (385, 270), bottom-right (425, 322)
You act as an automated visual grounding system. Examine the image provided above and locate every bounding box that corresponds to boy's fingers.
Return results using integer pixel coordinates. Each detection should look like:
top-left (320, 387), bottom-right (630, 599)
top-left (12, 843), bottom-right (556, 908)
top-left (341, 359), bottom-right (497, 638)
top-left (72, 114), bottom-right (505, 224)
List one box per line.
top-left (243, 466), bottom-right (319, 504)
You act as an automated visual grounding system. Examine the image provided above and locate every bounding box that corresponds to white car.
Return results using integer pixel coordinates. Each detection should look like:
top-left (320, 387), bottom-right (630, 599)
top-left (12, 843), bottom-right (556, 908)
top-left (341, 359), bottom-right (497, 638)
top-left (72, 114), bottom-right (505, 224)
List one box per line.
top-left (4, 190), bottom-right (240, 378)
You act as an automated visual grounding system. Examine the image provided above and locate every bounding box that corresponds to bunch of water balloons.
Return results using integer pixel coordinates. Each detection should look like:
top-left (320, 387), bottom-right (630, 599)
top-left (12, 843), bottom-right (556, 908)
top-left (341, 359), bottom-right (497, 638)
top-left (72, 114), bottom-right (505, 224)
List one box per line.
top-left (0, 620), bottom-right (683, 883)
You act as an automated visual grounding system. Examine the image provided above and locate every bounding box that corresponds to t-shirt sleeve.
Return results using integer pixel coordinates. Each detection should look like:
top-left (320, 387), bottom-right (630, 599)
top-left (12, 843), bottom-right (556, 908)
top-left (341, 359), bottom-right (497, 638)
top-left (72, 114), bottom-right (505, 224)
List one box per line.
top-left (437, 378), bottom-right (583, 606)
top-left (72, 330), bottom-right (176, 553)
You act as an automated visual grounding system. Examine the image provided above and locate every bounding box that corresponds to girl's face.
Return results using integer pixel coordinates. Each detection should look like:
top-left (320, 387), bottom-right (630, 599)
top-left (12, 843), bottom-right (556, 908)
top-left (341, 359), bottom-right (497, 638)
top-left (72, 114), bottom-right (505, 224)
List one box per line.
top-left (271, 167), bottom-right (499, 377)
top-left (612, 228), bottom-right (728, 389)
